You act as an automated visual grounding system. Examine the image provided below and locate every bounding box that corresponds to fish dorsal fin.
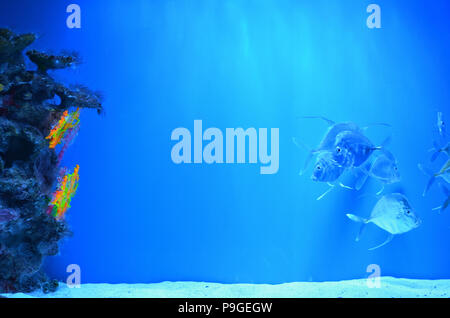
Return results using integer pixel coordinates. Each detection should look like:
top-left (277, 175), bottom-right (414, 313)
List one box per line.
top-left (362, 122), bottom-right (392, 129)
top-left (378, 149), bottom-right (396, 162)
top-left (374, 135), bottom-right (392, 150)
top-left (368, 233), bottom-right (394, 251)
top-left (301, 116), bottom-right (335, 126)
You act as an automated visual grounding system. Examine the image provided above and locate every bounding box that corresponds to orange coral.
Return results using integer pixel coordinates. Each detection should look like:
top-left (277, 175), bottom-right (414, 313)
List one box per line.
top-left (46, 108), bottom-right (80, 149)
top-left (49, 165), bottom-right (80, 220)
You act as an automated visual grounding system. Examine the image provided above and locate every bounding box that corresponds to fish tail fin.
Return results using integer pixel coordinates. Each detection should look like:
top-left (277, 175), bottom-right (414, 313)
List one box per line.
top-left (430, 150), bottom-right (441, 162)
top-left (354, 173), bottom-right (369, 191)
top-left (346, 214), bottom-right (369, 242)
top-left (356, 223), bottom-right (367, 242)
top-left (430, 141), bottom-right (443, 162)
top-left (368, 234), bottom-right (394, 251)
top-left (424, 177), bottom-right (436, 197)
top-left (293, 137), bottom-right (315, 176)
top-left (292, 137), bottom-right (310, 152)
top-left (418, 164), bottom-right (436, 196)
top-left (299, 152), bottom-right (313, 176)
top-left (353, 163), bottom-right (371, 191)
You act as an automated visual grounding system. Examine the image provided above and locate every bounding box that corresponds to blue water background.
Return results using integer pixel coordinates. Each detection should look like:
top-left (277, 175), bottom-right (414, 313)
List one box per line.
top-left (1, 0), bottom-right (449, 284)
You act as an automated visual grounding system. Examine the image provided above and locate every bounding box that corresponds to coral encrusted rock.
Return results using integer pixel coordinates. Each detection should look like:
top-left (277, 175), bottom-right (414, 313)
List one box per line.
top-left (0, 28), bottom-right (102, 293)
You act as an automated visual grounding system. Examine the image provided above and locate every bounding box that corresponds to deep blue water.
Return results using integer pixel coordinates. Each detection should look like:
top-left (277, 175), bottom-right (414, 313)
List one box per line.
top-left (1, 0), bottom-right (449, 284)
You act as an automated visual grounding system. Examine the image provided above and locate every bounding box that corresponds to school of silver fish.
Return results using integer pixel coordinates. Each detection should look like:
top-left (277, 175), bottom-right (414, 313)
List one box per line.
top-left (294, 112), bottom-right (448, 250)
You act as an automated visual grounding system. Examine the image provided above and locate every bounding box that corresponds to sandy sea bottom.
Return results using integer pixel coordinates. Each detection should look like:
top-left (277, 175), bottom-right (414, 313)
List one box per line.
top-left (2, 277), bottom-right (449, 298)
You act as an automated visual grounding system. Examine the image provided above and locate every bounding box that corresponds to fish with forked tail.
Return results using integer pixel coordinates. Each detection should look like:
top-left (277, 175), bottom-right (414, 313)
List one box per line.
top-left (311, 152), bottom-right (345, 183)
top-left (346, 193), bottom-right (421, 250)
top-left (309, 151), bottom-right (352, 200)
top-left (353, 149), bottom-right (401, 194)
top-left (418, 161), bottom-right (450, 196)
top-left (294, 116), bottom-right (364, 175)
top-left (333, 130), bottom-right (389, 169)
top-left (294, 116), bottom-right (390, 174)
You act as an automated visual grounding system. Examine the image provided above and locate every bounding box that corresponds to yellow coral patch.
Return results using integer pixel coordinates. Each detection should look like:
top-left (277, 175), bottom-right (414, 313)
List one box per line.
top-left (46, 108), bottom-right (80, 149)
top-left (50, 165), bottom-right (80, 220)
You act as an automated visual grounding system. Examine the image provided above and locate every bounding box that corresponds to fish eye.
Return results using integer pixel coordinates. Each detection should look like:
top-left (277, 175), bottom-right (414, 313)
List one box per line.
top-left (316, 165), bottom-right (321, 170)
top-left (336, 147), bottom-right (341, 153)
top-left (407, 210), bottom-right (410, 214)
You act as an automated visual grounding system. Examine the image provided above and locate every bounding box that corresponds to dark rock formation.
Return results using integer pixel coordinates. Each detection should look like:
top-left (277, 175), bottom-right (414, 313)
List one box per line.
top-left (0, 28), bottom-right (102, 293)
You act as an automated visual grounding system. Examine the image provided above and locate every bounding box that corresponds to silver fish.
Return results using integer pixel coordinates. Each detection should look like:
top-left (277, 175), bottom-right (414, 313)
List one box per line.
top-left (311, 152), bottom-right (345, 183)
top-left (333, 130), bottom-right (383, 168)
top-left (419, 160), bottom-right (450, 196)
top-left (296, 116), bottom-right (390, 174)
top-left (296, 117), bottom-right (364, 175)
top-left (346, 193), bottom-right (421, 250)
top-left (354, 150), bottom-right (400, 194)
top-left (437, 112), bottom-right (446, 138)
top-left (310, 152), bottom-right (353, 200)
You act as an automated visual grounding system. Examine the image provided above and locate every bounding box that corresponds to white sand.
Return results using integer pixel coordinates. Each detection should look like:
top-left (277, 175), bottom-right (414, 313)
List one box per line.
top-left (2, 277), bottom-right (449, 298)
